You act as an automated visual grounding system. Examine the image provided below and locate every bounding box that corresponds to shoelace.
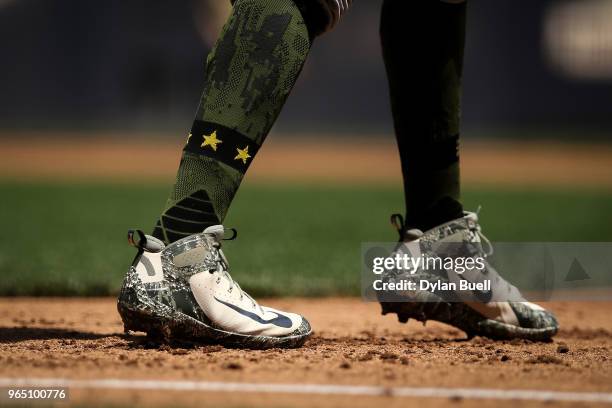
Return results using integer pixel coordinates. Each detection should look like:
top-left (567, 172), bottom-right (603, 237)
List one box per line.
top-left (207, 231), bottom-right (263, 313)
top-left (468, 209), bottom-right (493, 257)
top-left (469, 221), bottom-right (494, 257)
top-left (465, 212), bottom-right (518, 294)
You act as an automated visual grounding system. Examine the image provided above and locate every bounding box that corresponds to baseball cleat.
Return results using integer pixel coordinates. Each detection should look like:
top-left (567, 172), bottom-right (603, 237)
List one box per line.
top-left (117, 225), bottom-right (311, 349)
top-left (379, 212), bottom-right (559, 341)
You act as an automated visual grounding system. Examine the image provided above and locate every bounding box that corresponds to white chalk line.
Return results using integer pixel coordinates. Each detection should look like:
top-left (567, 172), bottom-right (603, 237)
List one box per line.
top-left (1, 378), bottom-right (612, 403)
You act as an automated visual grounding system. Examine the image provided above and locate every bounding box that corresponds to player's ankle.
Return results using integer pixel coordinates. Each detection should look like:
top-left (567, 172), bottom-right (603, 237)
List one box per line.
top-left (406, 196), bottom-right (464, 232)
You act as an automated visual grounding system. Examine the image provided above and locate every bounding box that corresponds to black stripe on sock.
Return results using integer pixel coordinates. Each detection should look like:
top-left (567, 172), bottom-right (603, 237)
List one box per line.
top-left (191, 189), bottom-right (213, 201)
top-left (161, 215), bottom-right (211, 234)
top-left (177, 196), bottom-right (215, 213)
top-left (152, 220), bottom-right (165, 241)
top-left (165, 230), bottom-right (191, 243)
top-left (165, 206), bottom-right (218, 224)
top-left (183, 120), bottom-right (260, 173)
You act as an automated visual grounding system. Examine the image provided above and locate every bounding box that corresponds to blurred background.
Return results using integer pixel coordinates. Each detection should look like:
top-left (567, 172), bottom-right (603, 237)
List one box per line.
top-left (2, 0), bottom-right (612, 135)
top-left (0, 0), bottom-right (610, 297)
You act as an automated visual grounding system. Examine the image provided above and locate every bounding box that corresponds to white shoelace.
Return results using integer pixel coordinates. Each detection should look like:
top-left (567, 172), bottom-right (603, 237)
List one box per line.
top-left (209, 239), bottom-right (263, 313)
top-left (472, 223), bottom-right (494, 257)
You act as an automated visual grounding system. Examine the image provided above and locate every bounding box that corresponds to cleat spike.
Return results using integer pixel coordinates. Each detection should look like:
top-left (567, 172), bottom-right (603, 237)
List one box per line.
top-left (397, 314), bottom-right (409, 324)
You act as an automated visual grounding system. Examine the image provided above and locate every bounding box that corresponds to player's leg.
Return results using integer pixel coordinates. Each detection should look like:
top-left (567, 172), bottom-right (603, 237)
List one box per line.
top-left (381, 0), bottom-right (465, 232)
top-left (118, 0), bottom-right (350, 349)
top-left (154, 0), bottom-right (350, 244)
top-left (154, 0), bottom-right (309, 243)
top-left (379, 0), bottom-right (559, 341)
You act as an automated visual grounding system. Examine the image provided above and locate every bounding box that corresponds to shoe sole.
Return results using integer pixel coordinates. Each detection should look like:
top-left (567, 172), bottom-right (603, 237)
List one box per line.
top-left (475, 318), bottom-right (558, 342)
top-left (382, 301), bottom-right (558, 342)
top-left (117, 302), bottom-right (312, 349)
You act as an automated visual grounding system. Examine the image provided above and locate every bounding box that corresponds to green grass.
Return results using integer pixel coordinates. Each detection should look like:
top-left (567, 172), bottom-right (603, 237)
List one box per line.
top-left (0, 181), bottom-right (611, 297)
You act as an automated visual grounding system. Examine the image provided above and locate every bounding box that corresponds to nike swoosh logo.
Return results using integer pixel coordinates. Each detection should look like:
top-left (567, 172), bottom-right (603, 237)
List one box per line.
top-left (213, 296), bottom-right (293, 328)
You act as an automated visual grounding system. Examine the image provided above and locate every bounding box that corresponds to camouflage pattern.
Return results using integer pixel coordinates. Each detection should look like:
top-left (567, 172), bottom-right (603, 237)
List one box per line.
top-left (379, 212), bottom-right (559, 341)
top-left (199, 0), bottom-right (311, 144)
top-left (118, 231), bottom-right (311, 349)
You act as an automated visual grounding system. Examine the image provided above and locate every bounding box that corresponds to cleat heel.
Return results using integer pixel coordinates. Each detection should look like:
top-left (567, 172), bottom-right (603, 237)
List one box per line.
top-left (118, 301), bottom-right (171, 342)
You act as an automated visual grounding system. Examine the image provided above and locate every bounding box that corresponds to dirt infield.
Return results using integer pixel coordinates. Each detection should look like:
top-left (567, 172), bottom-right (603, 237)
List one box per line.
top-left (1, 133), bottom-right (612, 188)
top-left (1, 298), bottom-right (611, 407)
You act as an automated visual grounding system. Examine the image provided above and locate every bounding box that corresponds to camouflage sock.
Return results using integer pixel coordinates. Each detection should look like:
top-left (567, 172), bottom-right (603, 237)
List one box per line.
top-left (154, 0), bottom-right (311, 244)
top-left (381, 0), bottom-right (466, 231)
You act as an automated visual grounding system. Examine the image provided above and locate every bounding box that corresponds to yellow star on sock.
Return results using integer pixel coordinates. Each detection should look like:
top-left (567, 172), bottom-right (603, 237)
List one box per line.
top-left (234, 145), bottom-right (251, 164)
top-left (201, 130), bottom-right (223, 151)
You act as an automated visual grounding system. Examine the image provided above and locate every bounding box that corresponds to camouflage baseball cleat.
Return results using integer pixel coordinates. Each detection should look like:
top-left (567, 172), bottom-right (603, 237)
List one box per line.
top-left (379, 212), bottom-right (559, 341)
top-left (117, 225), bottom-right (311, 349)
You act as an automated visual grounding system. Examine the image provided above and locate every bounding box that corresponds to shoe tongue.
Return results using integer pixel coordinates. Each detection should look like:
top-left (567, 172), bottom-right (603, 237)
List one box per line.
top-left (464, 211), bottom-right (479, 223)
top-left (404, 229), bottom-right (424, 241)
top-left (203, 225), bottom-right (225, 242)
top-left (143, 235), bottom-right (165, 252)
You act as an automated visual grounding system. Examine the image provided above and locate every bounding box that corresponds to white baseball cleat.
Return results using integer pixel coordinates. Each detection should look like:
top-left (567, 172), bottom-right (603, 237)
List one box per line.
top-left (118, 225), bottom-right (312, 349)
top-left (379, 212), bottom-right (559, 341)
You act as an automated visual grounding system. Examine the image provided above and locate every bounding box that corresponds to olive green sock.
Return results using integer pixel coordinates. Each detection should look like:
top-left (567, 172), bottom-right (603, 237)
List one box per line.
top-left (153, 0), bottom-right (311, 243)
